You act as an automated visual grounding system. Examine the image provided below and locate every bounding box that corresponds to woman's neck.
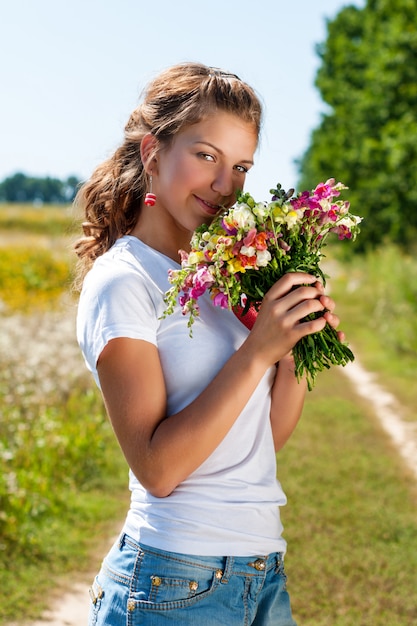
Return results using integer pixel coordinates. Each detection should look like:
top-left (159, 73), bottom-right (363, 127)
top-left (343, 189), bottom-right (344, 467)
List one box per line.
top-left (130, 214), bottom-right (191, 263)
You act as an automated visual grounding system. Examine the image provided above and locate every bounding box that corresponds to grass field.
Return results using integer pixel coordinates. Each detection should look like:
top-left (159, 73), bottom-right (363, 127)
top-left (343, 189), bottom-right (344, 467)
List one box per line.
top-left (279, 367), bottom-right (417, 625)
top-left (0, 203), bottom-right (78, 236)
top-left (0, 204), bottom-right (130, 621)
top-left (329, 244), bottom-right (417, 421)
top-left (0, 205), bottom-right (416, 624)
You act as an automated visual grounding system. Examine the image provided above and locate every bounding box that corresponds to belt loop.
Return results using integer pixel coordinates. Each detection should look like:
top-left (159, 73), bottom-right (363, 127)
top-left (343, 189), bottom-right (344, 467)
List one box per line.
top-left (274, 551), bottom-right (283, 571)
top-left (221, 556), bottom-right (234, 584)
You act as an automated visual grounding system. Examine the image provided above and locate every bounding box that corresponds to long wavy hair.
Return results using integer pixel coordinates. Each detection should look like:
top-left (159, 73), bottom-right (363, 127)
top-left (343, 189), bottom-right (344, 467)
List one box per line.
top-left (73, 62), bottom-right (263, 287)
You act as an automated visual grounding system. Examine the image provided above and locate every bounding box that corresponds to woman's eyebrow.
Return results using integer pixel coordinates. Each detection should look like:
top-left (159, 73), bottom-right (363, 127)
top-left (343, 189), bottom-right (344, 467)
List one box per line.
top-left (195, 141), bottom-right (254, 165)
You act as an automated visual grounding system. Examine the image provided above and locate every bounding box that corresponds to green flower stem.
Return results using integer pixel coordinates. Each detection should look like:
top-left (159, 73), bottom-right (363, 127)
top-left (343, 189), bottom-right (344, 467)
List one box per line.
top-left (292, 319), bottom-right (354, 391)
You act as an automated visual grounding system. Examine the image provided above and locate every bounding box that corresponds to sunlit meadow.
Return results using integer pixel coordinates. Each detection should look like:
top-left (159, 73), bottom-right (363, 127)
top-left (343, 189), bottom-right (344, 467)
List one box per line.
top-left (1, 204), bottom-right (416, 624)
top-left (0, 205), bottom-right (127, 622)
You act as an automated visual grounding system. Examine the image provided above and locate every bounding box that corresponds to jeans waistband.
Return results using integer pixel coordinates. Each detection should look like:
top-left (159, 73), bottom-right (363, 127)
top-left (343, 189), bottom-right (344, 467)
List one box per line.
top-left (118, 533), bottom-right (284, 578)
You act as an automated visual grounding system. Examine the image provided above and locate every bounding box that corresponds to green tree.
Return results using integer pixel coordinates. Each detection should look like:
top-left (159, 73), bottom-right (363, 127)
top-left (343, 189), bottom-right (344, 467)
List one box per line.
top-left (0, 173), bottom-right (81, 203)
top-left (297, 0), bottom-right (417, 249)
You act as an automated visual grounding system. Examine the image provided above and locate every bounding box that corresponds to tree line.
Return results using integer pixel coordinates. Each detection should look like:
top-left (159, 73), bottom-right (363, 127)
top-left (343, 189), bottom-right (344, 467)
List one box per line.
top-left (297, 0), bottom-right (417, 251)
top-left (0, 173), bottom-right (81, 204)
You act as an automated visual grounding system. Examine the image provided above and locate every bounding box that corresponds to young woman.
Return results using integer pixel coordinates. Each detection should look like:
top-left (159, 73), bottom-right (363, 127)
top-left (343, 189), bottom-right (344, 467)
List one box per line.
top-left (75, 62), bottom-right (342, 626)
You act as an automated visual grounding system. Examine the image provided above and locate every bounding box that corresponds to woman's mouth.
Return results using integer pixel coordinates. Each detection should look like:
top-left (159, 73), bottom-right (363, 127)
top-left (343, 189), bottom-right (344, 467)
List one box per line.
top-left (196, 195), bottom-right (223, 216)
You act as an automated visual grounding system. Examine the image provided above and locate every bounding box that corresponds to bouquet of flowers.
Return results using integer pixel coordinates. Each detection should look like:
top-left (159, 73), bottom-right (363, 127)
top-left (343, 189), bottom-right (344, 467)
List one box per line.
top-left (163, 178), bottom-right (362, 389)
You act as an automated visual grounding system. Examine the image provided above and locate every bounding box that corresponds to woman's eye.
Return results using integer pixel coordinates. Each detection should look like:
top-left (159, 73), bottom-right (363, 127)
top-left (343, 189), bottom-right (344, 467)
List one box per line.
top-left (199, 153), bottom-right (215, 162)
top-left (235, 164), bottom-right (249, 174)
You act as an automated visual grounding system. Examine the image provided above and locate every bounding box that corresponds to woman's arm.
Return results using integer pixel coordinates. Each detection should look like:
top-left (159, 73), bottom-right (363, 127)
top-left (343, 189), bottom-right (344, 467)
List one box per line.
top-left (270, 355), bottom-right (307, 452)
top-left (269, 292), bottom-right (342, 451)
top-left (97, 273), bottom-right (330, 498)
top-left (98, 334), bottom-right (270, 497)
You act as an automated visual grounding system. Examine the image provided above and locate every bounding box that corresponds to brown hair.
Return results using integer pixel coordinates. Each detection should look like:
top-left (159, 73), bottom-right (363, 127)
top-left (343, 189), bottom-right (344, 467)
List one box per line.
top-left (73, 62), bottom-right (263, 286)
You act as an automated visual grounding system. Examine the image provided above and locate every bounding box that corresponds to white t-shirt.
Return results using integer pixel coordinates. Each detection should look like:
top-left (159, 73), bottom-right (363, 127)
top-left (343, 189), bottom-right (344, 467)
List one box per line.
top-left (77, 235), bottom-right (288, 556)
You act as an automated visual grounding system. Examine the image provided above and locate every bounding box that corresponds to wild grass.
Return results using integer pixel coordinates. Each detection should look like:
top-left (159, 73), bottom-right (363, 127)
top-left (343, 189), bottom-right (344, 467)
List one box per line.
top-left (0, 202), bottom-right (81, 313)
top-left (0, 206), bottom-right (129, 622)
top-left (279, 244), bottom-right (417, 623)
top-left (0, 207), bottom-right (416, 624)
top-left (329, 243), bottom-right (417, 419)
top-left (0, 306), bottom-right (128, 623)
top-left (0, 202), bottom-right (78, 236)
top-left (279, 366), bottom-right (417, 625)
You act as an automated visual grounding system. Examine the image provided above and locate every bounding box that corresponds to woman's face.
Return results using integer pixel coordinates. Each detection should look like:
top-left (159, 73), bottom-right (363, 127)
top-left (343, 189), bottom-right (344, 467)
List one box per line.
top-left (153, 111), bottom-right (258, 238)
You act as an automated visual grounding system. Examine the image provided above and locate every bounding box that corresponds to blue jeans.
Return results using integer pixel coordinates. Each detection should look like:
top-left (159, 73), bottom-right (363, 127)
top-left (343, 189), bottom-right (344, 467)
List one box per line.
top-left (88, 533), bottom-right (297, 625)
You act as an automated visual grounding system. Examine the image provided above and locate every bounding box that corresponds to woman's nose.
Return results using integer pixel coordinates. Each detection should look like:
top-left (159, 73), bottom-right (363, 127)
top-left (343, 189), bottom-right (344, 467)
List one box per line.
top-left (211, 168), bottom-right (234, 198)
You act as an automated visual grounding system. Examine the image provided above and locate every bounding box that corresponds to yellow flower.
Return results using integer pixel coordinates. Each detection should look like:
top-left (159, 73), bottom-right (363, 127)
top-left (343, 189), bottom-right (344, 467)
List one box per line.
top-left (227, 257), bottom-right (246, 274)
top-left (187, 250), bottom-right (205, 266)
top-left (218, 248), bottom-right (233, 261)
top-left (284, 210), bottom-right (299, 228)
top-left (270, 203), bottom-right (285, 223)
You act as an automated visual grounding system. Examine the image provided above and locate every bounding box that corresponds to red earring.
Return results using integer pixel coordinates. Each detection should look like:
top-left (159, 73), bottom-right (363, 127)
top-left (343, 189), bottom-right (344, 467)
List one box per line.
top-left (144, 175), bottom-right (156, 206)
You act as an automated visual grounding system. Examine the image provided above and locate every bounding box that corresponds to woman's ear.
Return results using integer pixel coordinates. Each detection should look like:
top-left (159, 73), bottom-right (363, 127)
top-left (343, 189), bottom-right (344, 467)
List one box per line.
top-left (140, 133), bottom-right (159, 174)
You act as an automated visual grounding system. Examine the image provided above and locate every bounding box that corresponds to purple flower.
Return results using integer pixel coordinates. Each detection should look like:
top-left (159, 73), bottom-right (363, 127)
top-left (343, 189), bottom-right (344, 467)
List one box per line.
top-left (179, 294), bottom-right (190, 307)
top-left (212, 292), bottom-right (229, 309)
top-left (312, 179), bottom-right (340, 200)
top-left (221, 217), bottom-right (238, 235)
top-left (290, 191), bottom-right (310, 210)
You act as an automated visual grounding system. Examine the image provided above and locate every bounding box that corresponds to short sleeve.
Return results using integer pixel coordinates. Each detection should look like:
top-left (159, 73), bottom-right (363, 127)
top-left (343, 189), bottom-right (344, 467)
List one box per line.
top-left (77, 258), bottom-right (159, 384)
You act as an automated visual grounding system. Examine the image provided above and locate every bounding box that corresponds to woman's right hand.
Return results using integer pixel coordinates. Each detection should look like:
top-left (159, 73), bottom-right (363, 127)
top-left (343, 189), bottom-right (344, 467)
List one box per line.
top-left (247, 272), bottom-right (328, 367)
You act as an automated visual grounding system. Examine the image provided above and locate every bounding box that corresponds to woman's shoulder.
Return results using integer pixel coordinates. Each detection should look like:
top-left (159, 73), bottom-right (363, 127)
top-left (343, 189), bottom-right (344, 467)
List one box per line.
top-left (81, 235), bottom-right (176, 308)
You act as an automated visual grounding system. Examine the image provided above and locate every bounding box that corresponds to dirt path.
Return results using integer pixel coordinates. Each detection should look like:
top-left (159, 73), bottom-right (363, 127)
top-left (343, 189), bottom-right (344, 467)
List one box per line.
top-left (29, 582), bottom-right (92, 626)
top-left (342, 356), bottom-right (417, 481)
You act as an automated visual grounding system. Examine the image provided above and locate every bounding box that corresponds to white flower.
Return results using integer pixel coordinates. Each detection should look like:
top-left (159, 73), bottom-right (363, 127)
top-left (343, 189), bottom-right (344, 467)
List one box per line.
top-left (240, 245), bottom-right (256, 257)
top-left (256, 249), bottom-right (272, 266)
top-left (231, 205), bottom-right (257, 230)
top-left (338, 215), bottom-right (362, 228)
top-left (252, 201), bottom-right (269, 220)
top-left (319, 198), bottom-right (332, 212)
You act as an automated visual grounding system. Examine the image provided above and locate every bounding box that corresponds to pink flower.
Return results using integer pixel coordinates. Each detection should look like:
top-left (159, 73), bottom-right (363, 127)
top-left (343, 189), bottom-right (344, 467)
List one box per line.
top-left (254, 232), bottom-right (269, 250)
top-left (318, 207), bottom-right (339, 225)
top-left (279, 239), bottom-right (291, 252)
top-left (179, 250), bottom-right (190, 264)
top-left (243, 228), bottom-right (257, 247)
top-left (179, 293), bottom-right (190, 307)
top-left (291, 191), bottom-right (322, 214)
top-left (217, 236), bottom-right (234, 247)
top-left (212, 291), bottom-right (229, 308)
top-left (328, 207), bottom-right (339, 221)
top-left (189, 267), bottom-right (214, 299)
top-left (242, 229), bottom-right (269, 253)
top-left (232, 240), bottom-right (244, 255)
top-left (312, 179), bottom-right (341, 201)
top-left (290, 191), bottom-right (310, 210)
top-left (330, 224), bottom-right (353, 240)
top-left (313, 182), bottom-right (333, 199)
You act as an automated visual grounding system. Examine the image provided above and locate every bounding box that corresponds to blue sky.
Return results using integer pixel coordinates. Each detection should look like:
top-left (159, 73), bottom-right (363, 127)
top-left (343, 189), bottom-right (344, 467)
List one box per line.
top-left (1, 0), bottom-right (363, 199)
